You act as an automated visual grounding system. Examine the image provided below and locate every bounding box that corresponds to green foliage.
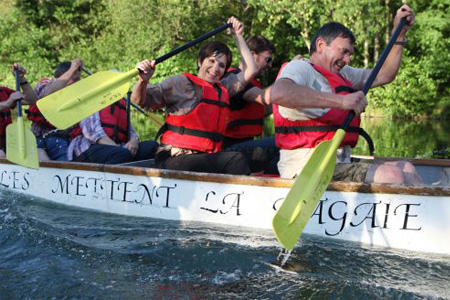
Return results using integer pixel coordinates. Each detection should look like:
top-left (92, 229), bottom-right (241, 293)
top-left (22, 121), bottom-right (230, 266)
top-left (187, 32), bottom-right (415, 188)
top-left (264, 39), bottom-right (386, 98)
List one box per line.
top-left (131, 110), bottom-right (161, 141)
top-left (0, 0), bottom-right (448, 119)
top-left (368, 54), bottom-right (438, 117)
top-left (0, 9), bottom-right (56, 86)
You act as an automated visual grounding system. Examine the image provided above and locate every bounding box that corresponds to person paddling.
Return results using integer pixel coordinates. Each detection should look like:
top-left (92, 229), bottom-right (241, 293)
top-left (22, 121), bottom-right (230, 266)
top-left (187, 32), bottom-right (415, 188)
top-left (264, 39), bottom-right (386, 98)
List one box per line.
top-left (0, 63), bottom-right (37, 157)
top-left (222, 35), bottom-right (280, 174)
top-left (67, 90), bottom-right (158, 164)
top-left (132, 17), bottom-right (257, 175)
top-left (270, 5), bottom-right (423, 184)
top-left (28, 59), bottom-right (82, 161)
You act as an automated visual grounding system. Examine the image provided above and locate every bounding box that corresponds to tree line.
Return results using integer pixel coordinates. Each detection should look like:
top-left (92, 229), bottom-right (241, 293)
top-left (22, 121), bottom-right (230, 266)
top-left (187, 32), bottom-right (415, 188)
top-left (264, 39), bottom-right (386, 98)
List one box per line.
top-left (0, 0), bottom-right (449, 118)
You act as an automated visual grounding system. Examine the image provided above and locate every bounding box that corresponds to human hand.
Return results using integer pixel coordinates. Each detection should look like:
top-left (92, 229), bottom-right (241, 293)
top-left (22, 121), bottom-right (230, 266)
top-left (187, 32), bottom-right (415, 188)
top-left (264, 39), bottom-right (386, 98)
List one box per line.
top-left (71, 58), bottom-right (83, 70)
top-left (393, 5), bottom-right (415, 37)
top-left (136, 59), bottom-right (156, 82)
top-left (228, 16), bottom-right (244, 36)
top-left (291, 54), bottom-right (303, 61)
top-left (124, 138), bottom-right (139, 157)
top-left (11, 63), bottom-right (26, 79)
top-left (6, 91), bottom-right (24, 108)
top-left (341, 91), bottom-right (367, 115)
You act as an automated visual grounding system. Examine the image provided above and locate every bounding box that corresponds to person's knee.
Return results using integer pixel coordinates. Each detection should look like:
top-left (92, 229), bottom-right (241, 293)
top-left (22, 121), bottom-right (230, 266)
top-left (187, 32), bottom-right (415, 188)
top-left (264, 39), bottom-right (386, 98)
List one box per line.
top-left (230, 151), bottom-right (248, 164)
top-left (401, 161), bottom-right (417, 173)
top-left (226, 152), bottom-right (251, 175)
top-left (368, 164), bottom-right (405, 184)
top-left (38, 148), bottom-right (51, 162)
top-left (148, 141), bottom-right (158, 157)
top-left (249, 146), bottom-right (268, 172)
top-left (120, 149), bottom-right (133, 162)
top-left (105, 148), bottom-right (133, 164)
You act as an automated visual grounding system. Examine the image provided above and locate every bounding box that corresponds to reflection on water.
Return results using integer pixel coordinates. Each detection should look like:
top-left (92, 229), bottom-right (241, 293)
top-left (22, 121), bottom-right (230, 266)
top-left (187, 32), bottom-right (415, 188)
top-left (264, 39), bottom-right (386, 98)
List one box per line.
top-left (354, 117), bottom-right (450, 159)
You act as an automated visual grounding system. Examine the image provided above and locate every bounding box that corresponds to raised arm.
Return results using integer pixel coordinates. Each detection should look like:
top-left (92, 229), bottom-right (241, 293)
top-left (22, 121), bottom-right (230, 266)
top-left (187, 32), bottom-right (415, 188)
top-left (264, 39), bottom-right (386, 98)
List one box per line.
top-left (131, 59), bottom-right (156, 108)
top-left (228, 17), bottom-right (257, 85)
top-left (11, 63), bottom-right (38, 105)
top-left (39, 59), bottom-right (83, 97)
top-left (372, 5), bottom-right (415, 87)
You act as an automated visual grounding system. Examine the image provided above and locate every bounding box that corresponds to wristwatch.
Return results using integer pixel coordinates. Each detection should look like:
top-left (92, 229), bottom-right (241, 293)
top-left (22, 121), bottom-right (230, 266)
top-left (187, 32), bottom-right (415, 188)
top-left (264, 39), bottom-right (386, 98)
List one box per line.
top-left (394, 38), bottom-right (407, 46)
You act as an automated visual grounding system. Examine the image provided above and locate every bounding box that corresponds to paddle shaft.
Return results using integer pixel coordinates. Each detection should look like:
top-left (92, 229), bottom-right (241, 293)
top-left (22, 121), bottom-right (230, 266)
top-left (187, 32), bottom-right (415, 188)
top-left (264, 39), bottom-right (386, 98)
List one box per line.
top-left (14, 70), bottom-right (22, 116)
top-left (342, 18), bottom-right (407, 130)
top-left (126, 91), bottom-right (131, 140)
top-left (13, 69), bottom-right (27, 159)
top-left (154, 23), bottom-right (232, 64)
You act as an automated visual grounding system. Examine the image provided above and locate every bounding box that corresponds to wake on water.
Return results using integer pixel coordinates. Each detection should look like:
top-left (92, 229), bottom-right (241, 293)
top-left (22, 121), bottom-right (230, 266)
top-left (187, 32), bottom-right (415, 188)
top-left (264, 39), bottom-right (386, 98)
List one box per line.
top-left (1, 190), bottom-right (449, 299)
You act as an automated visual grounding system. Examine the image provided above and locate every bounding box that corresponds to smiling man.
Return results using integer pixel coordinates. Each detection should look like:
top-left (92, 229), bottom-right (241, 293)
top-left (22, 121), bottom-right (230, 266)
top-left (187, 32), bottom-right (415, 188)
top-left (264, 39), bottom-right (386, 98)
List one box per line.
top-left (271, 5), bottom-right (423, 185)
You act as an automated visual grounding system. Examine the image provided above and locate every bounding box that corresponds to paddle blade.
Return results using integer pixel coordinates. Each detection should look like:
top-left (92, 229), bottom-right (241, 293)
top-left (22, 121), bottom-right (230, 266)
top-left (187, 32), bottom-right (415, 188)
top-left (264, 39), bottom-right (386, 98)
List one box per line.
top-left (37, 69), bottom-right (139, 129)
top-left (6, 117), bottom-right (39, 169)
top-left (272, 129), bottom-right (346, 250)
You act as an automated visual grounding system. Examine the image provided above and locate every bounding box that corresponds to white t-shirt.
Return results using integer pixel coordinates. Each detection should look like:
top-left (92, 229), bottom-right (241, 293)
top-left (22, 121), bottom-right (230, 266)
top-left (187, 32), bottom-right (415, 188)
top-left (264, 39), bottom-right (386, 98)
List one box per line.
top-left (276, 59), bottom-right (371, 178)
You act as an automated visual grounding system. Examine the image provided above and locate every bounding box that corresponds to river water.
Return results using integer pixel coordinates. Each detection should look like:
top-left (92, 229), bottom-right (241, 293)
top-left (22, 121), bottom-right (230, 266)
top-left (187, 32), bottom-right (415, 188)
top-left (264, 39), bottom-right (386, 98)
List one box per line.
top-left (1, 117), bottom-right (450, 299)
top-left (1, 188), bottom-right (449, 299)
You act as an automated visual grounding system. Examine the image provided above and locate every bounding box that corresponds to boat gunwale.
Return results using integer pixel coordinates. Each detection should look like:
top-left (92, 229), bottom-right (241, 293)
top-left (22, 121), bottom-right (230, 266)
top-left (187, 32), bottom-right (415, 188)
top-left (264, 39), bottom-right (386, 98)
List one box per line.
top-left (1, 157), bottom-right (449, 196)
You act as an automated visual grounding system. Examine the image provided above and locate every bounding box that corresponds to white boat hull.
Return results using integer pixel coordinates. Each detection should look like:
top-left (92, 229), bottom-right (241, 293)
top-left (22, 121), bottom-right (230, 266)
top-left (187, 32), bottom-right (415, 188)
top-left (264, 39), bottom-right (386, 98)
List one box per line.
top-left (1, 158), bottom-right (449, 255)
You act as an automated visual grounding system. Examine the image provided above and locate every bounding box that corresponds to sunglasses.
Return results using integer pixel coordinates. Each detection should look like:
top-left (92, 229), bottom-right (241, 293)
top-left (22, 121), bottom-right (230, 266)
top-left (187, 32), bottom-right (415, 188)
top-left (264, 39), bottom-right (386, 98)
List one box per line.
top-left (259, 55), bottom-right (273, 64)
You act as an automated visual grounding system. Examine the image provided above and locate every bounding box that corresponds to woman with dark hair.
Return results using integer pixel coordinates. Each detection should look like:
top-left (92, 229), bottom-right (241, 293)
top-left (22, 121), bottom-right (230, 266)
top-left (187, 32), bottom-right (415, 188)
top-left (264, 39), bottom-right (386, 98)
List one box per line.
top-left (131, 17), bottom-right (257, 175)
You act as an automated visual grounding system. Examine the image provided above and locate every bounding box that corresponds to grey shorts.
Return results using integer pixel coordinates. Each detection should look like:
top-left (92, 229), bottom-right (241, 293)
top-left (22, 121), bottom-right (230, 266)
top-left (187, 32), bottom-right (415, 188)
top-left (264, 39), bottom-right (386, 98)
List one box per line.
top-left (333, 162), bottom-right (371, 182)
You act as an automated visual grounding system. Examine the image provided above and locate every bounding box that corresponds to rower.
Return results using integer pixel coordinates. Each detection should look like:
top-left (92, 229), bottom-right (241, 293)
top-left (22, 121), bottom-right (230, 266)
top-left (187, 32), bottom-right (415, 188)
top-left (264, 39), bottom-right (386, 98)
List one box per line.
top-left (27, 59), bottom-right (83, 161)
top-left (131, 17), bottom-right (257, 175)
top-left (67, 69), bottom-right (158, 164)
top-left (0, 63), bottom-right (37, 157)
top-left (270, 5), bottom-right (423, 184)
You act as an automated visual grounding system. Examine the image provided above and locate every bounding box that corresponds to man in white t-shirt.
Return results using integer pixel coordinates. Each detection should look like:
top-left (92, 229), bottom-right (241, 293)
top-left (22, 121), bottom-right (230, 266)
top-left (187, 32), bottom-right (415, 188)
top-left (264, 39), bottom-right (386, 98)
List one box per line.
top-left (270, 5), bottom-right (423, 185)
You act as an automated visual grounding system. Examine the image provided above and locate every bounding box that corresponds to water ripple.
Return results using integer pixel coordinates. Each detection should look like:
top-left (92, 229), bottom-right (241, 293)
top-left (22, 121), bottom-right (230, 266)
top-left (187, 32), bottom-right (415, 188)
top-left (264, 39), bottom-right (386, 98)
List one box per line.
top-left (0, 191), bottom-right (449, 299)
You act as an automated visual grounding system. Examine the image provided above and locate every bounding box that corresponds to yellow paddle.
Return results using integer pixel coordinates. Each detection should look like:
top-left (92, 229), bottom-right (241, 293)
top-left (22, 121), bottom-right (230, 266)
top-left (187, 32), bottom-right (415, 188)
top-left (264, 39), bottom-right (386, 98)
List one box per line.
top-left (37, 23), bottom-right (232, 129)
top-left (272, 18), bottom-right (407, 250)
top-left (81, 66), bottom-right (164, 128)
top-left (6, 69), bottom-right (39, 169)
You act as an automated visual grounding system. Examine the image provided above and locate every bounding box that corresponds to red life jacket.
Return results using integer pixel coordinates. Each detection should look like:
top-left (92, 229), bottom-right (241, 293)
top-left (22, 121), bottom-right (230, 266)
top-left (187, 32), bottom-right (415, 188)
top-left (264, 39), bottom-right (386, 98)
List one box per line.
top-left (70, 99), bottom-right (129, 144)
top-left (27, 104), bottom-right (56, 129)
top-left (273, 62), bottom-right (361, 150)
top-left (160, 73), bottom-right (230, 153)
top-left (27, 77), bottom-right (57, 129)
top-left (0, 87), bottom-right (14, 150)
top-left (223, 68), bottom-right (265, 139)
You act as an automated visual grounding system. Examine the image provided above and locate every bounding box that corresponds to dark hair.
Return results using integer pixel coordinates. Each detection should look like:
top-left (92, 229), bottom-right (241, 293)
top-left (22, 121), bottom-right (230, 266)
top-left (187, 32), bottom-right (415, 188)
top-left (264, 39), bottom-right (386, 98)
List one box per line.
top-left (247, 35), bottom-right (276, 54)
top-left (309, 22), bottom-right (356, 55)
top-left (53, 61), bottom-right (72, 78)
top-left (198, 41), bottom-right (233, 73)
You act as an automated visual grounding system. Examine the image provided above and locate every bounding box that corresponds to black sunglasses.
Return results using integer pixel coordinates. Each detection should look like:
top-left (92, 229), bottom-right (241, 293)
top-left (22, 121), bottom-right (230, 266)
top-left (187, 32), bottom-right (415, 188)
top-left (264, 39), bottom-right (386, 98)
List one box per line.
top-left (264, 57), bottom-right (273, 63)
